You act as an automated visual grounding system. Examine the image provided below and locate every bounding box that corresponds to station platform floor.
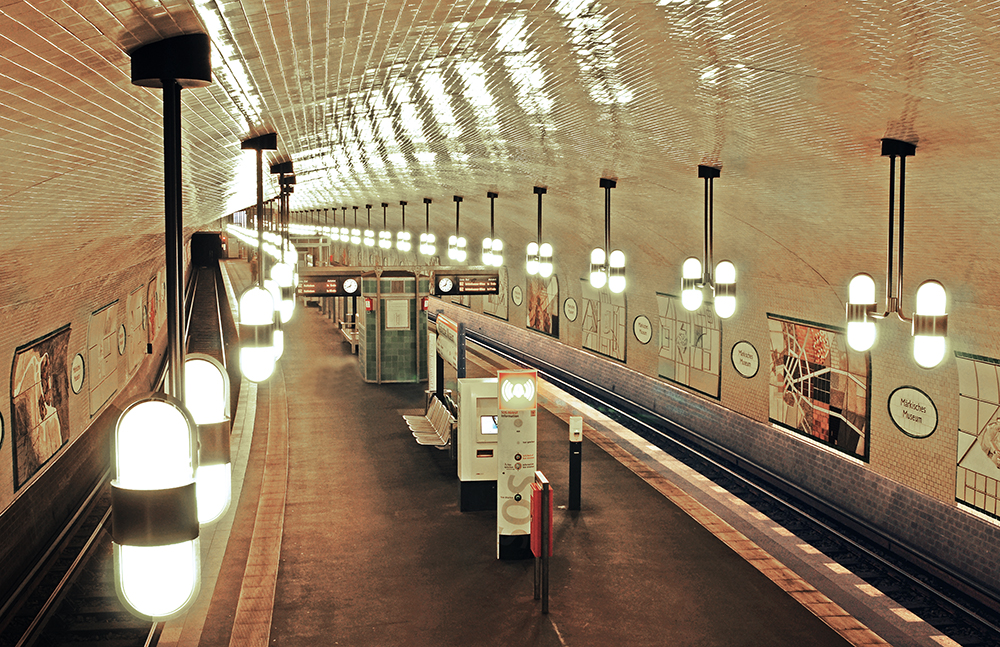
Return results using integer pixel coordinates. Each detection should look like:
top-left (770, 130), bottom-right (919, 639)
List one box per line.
top-left (155, 260), bottom-right (954, 647)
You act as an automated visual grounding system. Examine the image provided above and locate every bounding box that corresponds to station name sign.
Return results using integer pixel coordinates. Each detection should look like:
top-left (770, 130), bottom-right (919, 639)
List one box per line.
top-left (433, 272), bottom-right (500, 296)
top-left (297, 275), bottom-right (361, 296)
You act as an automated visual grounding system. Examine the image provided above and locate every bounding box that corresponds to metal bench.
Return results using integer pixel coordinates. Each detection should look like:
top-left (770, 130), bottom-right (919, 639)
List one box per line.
top-left (403, 397), bottom-right (453, 449)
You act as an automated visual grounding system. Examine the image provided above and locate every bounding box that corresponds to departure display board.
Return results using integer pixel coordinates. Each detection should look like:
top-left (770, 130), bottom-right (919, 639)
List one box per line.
top-left (434, 273), bottom-right (499, 296)
top-left (298, 276), bottom-right (360, 296)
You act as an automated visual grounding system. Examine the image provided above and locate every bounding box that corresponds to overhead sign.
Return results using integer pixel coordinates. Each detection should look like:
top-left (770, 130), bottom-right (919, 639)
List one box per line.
top-left (498, 370), bottom-right (537, 411)
top-left (297, 276), bottom-right (361, 296)
top-left (433, 272), bottom-right (500, 296)
top-left (436, 315), bottom-right (459, 369)
top-left (888, 386), bottom-right (938, 438)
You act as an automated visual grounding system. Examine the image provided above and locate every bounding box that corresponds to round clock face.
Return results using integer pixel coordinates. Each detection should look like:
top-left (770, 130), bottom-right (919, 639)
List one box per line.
top-left (344, 278), bottom-right (358, 294)
top-left (438, 277), bottom-right (453, 293)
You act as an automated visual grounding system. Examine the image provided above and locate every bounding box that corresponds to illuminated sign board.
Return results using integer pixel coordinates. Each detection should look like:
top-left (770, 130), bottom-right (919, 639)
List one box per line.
top-left (433, 273), bottom-right (500, 296)
top-left (297, 276), bottom-right (361, 296)
top-left (498, 369), bottom-right (538, 411)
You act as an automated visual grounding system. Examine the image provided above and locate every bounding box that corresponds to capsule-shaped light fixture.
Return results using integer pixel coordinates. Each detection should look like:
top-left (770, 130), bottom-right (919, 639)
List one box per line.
top-left (912, 280), bottom-right (948, 369)
top-left (379, 231), bottom-right (392, 249)
top-left (455, 236), bottom-right (467, 263)
top-left (681, 257), bottom-right (704, 311)
top-left (539, 243), bottom-right (553, 278)
top-left (364, 229), bottom-right (375, 246)
top-left (264, 278), bottom-right (285, 358)
top-left (185, 355), bottom-right (231, 525)
top-left (112, 394), bottom-right (200, 620)
top-left (421, 232), bottom-right (437, 256)
top-left (846, 273), bottom-right (877, 352)
top-left (351, 228), bottom-right (361, 245)
top-left (609, 250), bottom-right (626, 294)
top-left (713, 260), bottom-right (736, 319)
top-left (238, 286), bottom-right (276, 382)
top-left (526, 241), bottom-right (540, 276)
top-left (590, 248), bottom-right (607, 289)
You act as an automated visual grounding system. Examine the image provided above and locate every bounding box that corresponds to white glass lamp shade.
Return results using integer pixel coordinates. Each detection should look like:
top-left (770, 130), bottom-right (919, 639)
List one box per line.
top-left (456, 237), bottom-right (467, 262)
top-left (115, 540), bottom-right (200, 621)
top-left (490, 239), bottom-right (504, 267)
top-left (846, 273), bottom-right (877, 352)
top-left (482, 238), bottom-right (494, 265)
top-left (681, 257), bottom-right (704, 311)
top-left (364, 230), bottom-right (375, 246)
top-left (184, 356), bottom-right (232, 525)
top-left (913, 279), bottom-right (947, 369)
top-left (713, 260), bottom-right (736, 319)
top-left (447, 234), bottom-right (457, 260)
top-left (539, 243), bottom-right (553, 278)
top-left (270, 262), bottom-right (291, 287)
top-left (238, 287), bottom-right (276, 383)
top-left (340, 227), bottom-right (349, 243)
top-left (112, 397), bottom-right (200, 620)
top-left (184, 358), bottom-right (227, 425)
top-left (526, 242), bottom-right (539, 276)
top-left (379, 231), bottom-right (392, 249)
top-left (609, 249), bottom-right (626, 294)
top-left (396, 231), bottom-right (411, 252)
top-left (590, 248), bottom-right (607, 289)
top-left (351, 228), bottom-right (361, 245)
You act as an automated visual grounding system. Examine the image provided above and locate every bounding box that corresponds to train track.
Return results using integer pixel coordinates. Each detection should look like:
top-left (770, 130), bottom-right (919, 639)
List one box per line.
top-left (0, 265), bottom-right (229, 647)
top-left (461, 330), bottom-right (1000, 647)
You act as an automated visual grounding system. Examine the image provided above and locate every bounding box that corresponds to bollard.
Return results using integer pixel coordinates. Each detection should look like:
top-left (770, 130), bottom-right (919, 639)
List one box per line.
top-left (569, 416), bottom-right (582, 511)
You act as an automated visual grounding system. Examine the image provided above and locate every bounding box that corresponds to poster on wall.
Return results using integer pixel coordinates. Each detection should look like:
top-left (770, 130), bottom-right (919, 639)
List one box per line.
top-left (10, 326), bottom-right (71, 489)
top-left (767, 315), bottom-right (869, 460)
top-left (483, 267), bottom-right (509, 320)
top-left (955, 352), bottom-right (1000, 520)
top-left (89, 301), bottom-right (120, 416)
top-left (526, 275), bottom-right (559, 337)
top-left (451, 294), bottom-right (471, 308)
top-left (126, 286), bottom-right (144, 376)
top-left (580, 279), bottom-right (626, 362)
top-left (146, 270), bottom-right (166, 348)
top-left (657, 292), bottom-right (720, 397)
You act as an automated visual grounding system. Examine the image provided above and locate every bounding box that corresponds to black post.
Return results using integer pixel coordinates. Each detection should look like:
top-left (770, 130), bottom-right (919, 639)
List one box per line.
top-left (163, 80), bottom-right (183, 399)
top-left (457, 322), bottom-right (466, 379)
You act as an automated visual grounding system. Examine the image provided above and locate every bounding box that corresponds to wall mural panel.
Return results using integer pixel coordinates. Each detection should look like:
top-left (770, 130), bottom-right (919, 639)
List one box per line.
top-left (483, 267), bottom-right (508, 321)
top-left (127, 286), bottom-right (145, 376)
top-left (10, 326), bottom-right (71, 489)
top-left (88, 301), bottom-right (120, 416)
top-left (955, 352), bottom-right (1000, 520)
top-left (656, 292), bottom-right (720, 398)
top-left (580, 279), bottom-right (625, 362)
top-left (527, 275), bottom-right (559, 337)
top-left (767, 315), bottom-right (870, 461)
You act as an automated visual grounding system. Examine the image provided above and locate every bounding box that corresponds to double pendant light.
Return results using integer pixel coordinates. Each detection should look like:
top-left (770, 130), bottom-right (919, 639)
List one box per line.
top-left (482, 191), bottom-right (504, 267)
top-left (448, 195), bottom-right (468, 262)
top-left (396, 201), bottom-right (411, 252)
top-left (364, 204), bottom-right (375, 247)
top-left (419, 198), bottom-right (436, 256)
top-left (526, 186), bottom-right (553, 277)
top-left (680, 165), bottom-right (737, 319)
top-left (350, 206), bottom-right (361, 245)
top-left (846, 139), bottom-right (948, 368)
top-left (589, 178), bottom-right (626, 293)
top-left (379, 202), bottom-right (392, 249)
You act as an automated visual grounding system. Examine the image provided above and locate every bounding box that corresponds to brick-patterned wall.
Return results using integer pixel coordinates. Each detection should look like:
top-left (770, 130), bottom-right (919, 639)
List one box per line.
top-left (437, 299), bottom-right (1000, 600)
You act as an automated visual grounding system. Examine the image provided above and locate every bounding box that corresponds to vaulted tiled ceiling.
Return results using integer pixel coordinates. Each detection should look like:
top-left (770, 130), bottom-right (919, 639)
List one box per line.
top-left (3, 0), bottom-right (1000, 318)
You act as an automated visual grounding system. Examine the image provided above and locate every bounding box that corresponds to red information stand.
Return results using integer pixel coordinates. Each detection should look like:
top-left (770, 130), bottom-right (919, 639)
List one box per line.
top-left (530, 482), bottom-right (553, 558)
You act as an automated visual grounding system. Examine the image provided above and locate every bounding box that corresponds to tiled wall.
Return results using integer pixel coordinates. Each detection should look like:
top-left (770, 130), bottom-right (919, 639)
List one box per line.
top-left (358, 278), bottom-right (429, 383)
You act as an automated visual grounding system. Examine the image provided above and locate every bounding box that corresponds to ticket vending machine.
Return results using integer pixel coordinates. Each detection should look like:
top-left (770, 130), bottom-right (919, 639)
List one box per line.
top-left (457, 377), bottom-right (499, 512)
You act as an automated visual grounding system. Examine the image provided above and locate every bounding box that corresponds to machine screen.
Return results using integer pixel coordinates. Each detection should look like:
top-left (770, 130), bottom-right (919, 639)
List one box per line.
top-left (480, 415), bottom-right (498, 435)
